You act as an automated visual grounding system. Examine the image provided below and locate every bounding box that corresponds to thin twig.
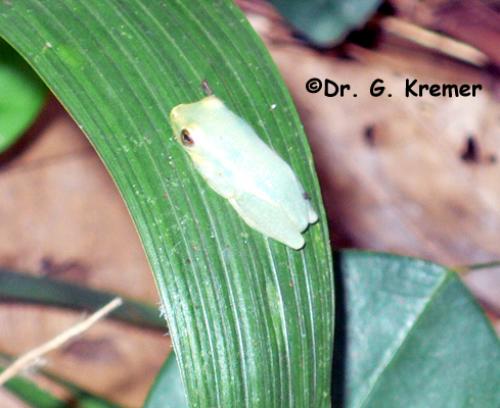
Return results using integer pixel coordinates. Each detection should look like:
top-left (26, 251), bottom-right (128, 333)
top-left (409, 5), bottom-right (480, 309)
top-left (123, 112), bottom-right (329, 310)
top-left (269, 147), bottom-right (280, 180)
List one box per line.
top-left (466, 260), bottom-right (500, 271)
top-left (454, 260), bottom-right (500, 275)
top-left (0, 297), bottom-right (123, 386)
top-left (381, 16), bottom-right (488, 67)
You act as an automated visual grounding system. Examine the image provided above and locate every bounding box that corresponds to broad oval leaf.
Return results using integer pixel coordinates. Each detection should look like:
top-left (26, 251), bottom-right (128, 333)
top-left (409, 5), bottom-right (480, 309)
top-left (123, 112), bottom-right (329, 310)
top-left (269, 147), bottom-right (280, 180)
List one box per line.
top-left (334, 250), bottom-right (500, 407)
top-left (144, 351), bottom-right (187, 408)
top-left (0, 2), bottom-right (334, 407)
top-left (270, 0), bottom-right (382, 47)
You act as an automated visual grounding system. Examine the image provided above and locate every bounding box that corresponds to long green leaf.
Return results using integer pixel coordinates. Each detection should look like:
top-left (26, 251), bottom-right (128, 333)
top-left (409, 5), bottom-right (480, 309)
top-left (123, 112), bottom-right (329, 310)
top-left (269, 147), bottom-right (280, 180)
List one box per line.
top-left (2, 369), bottom-right (66, 408)
top-left (1, 365), bottom-right (120, 408)
top-left (333, 250), bottom-right (500, 407)
top-left (0, 2), bottom-right (333, 407)
top-left (40, 370), bottom-right (122, 408)
top-left (0, 38), bottom-right (46, 152)
top-left (0, 268), bottom-right (165, 330)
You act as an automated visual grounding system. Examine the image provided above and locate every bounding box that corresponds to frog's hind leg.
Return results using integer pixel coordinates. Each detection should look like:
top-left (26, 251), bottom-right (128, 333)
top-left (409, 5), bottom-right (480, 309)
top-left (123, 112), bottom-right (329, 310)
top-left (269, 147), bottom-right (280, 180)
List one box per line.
top-left (307, 204), bottom-right (318, 224)
top-left (228, 193), bottom-right (305, 250)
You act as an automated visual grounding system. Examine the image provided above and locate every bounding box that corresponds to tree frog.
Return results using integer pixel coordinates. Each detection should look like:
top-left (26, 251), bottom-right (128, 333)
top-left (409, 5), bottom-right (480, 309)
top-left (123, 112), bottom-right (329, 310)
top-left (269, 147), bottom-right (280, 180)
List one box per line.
top-left (169, 95), bottom-right (318, 249)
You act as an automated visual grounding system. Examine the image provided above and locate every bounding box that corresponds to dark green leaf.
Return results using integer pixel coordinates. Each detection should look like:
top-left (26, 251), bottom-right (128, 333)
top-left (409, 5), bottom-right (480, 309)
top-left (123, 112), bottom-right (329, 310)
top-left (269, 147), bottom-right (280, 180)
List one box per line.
top-left (1, 364), bottom-right (120, 408)
top-left (41, 370), bottom-right (122, 408)
top-left (3, 372), bottom-right (65, 408)
top-left (0, 268), bottom-right (165, 330)
top-left (0, 2), bottom-right (333, 407)
top-left (0, 38), bottom-right (47, 152)
top-left (270, 0), bottom-right (382, 46)
top-left (333, 250), bottom-right (500, 407)
top-left (144, 351), bottom-right (187, 408)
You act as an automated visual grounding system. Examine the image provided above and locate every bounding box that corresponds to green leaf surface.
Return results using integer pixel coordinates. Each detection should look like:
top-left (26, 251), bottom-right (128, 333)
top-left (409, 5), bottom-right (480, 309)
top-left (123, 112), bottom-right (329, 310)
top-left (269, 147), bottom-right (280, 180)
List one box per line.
top-left (0, 2), bottom-right (333, 407)
top-left (333, 250), bottom-right (500, 407)
top-left (0, 38), bottom-right (47, 153)
top-left (40, 370), bottom-right (122, 408)
top-left (269, 0), bottom-right (382, 46)
top-left (1, 365), bottom-right (120, 408)
top-left (144, 351), bottom-right (187, 408)
top-left (0, 268), bottom-right (165, 330)
top-left (3, 371), bottom-right (65, 408)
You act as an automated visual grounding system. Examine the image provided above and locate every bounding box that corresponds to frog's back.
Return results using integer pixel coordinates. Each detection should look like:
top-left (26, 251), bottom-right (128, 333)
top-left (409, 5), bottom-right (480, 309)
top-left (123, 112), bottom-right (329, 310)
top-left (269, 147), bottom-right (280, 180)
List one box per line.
top-left (215, 112), bottom-right (316, 232)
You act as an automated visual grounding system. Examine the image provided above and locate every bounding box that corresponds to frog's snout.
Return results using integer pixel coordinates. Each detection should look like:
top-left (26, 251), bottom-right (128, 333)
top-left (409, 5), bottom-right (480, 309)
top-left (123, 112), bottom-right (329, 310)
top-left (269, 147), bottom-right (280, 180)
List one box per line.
top-left (169, 105), bottom-right (186, 139)
top-left (169, 105), bottom-right (180, 122)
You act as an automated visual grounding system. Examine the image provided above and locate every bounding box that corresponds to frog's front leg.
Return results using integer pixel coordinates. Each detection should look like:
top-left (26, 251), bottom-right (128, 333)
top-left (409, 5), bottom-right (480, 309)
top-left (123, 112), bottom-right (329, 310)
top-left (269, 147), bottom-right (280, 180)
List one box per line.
top-left (193, 158), bottom-right (237, 199)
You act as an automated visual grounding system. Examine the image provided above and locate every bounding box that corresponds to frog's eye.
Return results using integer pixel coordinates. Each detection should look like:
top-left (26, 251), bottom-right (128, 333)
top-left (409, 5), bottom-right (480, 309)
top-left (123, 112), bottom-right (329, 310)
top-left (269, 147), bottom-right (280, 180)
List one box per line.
top-left (180, 129), bottom-right (194, 147)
